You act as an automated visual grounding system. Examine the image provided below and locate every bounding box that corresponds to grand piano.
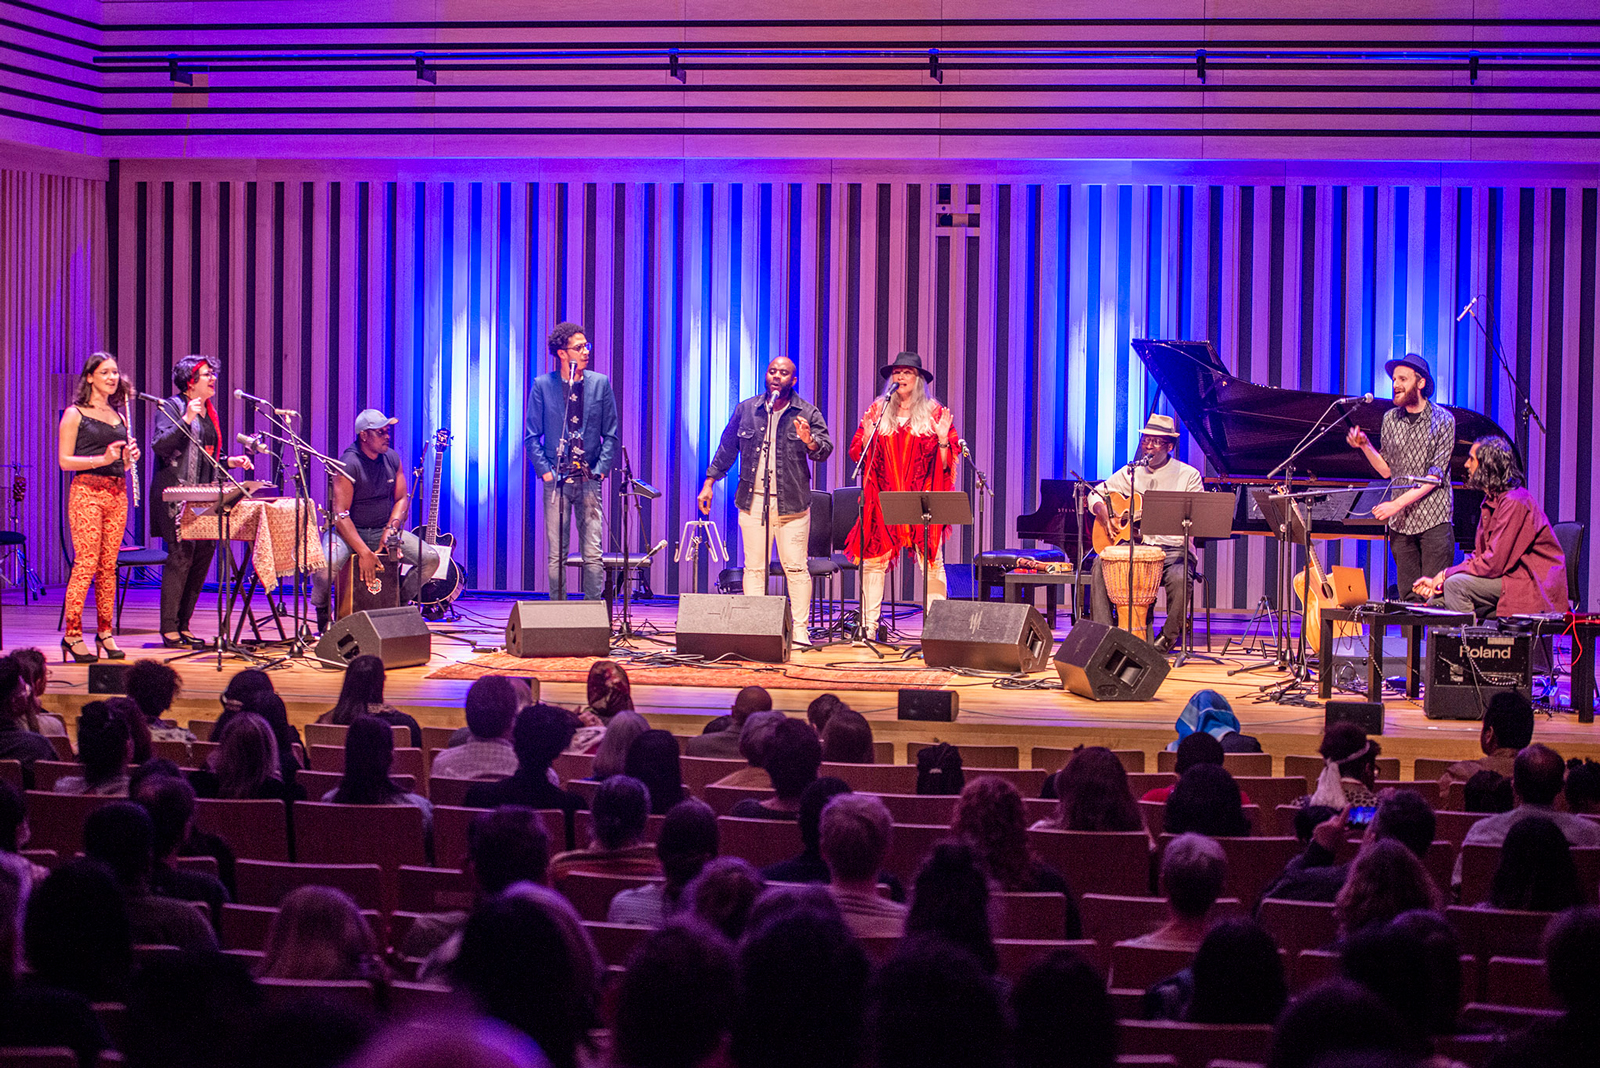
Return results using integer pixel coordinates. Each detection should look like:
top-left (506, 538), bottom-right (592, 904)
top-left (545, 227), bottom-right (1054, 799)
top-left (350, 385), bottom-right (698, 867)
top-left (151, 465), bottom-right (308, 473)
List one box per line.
top-left (1015, 338), bottom-right (1519, 560)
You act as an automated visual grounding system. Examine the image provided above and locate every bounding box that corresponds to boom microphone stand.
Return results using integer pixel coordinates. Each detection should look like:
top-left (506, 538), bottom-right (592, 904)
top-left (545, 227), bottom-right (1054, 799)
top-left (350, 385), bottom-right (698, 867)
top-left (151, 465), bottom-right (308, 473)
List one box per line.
top-left (848, 382), bottom-right (899, 658)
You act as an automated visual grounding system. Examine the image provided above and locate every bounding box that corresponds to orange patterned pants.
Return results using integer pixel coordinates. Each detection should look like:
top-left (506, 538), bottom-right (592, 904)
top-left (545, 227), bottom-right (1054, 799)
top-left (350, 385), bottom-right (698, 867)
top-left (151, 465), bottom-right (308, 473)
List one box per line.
top-left (64, 474), bottom-right (127, 639)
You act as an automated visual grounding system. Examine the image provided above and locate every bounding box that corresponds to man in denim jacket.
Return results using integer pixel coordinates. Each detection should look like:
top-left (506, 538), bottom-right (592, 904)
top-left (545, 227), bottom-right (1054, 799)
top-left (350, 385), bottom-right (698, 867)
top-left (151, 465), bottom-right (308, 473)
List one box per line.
top-left (525, 323), bottom-right (619, 600)
top-left (698, 357), bottom-right (833, 645)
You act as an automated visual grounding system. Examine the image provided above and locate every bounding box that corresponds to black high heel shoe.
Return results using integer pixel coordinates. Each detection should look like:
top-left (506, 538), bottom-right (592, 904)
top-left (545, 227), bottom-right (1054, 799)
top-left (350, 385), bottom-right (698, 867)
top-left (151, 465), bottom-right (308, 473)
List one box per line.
top-left (95, 633), bottom-right (126, 660)
top-left (177, 632), bottom-right (207, 649)
top-left (61, 638), bottom-right (98, 664)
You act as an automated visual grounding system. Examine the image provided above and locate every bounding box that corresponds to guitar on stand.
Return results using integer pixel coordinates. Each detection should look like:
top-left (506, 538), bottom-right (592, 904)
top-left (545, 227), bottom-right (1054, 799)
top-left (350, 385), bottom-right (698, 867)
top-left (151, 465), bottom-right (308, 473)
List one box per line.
top-left (400, 428), bottom-right (465, 620)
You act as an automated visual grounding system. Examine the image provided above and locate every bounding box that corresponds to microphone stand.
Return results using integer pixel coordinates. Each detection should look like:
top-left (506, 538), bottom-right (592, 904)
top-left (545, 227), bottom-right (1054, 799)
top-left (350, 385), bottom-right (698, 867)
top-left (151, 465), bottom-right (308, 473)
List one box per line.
top-left (967, 441), bottom-right (991, 611)
top-left (1463, 299), bottom-right (1545, 448)
top-left (1068, 469), bottom-right (1088, 625)
top-left (849, 385), bottom-right (898, 658)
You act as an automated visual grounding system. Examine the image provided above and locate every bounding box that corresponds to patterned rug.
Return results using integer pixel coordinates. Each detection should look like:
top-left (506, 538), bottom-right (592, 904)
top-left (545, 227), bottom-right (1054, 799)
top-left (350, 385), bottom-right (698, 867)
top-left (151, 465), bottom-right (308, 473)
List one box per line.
top-left (426, 651), bottom-right (957, 692)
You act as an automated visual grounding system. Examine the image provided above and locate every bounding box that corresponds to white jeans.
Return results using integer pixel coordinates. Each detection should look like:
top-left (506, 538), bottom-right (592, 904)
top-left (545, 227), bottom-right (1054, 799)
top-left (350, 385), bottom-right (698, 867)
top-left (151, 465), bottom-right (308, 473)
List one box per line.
top-left (738, 505), bottom-right (812, 638)
top-left (861, 548), bottom-right (946, 632)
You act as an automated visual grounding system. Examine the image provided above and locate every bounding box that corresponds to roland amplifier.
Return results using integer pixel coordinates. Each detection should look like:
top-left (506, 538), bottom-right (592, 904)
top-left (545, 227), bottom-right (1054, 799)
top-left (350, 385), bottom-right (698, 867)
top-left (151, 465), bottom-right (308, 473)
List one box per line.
top-left (1424, 627), bottom-right (1531, 721)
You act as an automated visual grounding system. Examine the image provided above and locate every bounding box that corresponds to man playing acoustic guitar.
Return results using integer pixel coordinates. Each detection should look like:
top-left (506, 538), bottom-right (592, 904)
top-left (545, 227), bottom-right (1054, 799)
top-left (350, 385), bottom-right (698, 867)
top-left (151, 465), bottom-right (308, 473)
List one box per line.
top-left (1088, 413), bottom-right (1205, 653)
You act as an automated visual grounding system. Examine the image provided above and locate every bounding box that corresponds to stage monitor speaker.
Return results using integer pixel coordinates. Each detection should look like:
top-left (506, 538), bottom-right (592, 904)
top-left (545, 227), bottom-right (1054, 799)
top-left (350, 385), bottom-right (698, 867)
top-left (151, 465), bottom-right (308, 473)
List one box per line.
top-left (1424, 627), bottom-right (1531, 721)
top-left (675, 593), bottom-right (791, 663)
top-left (504, 601), bottom-right (612, 658)
top-left (920, 600), bottom-right (1052, 674)
top-left (87, 663), bottom-right (130, 694)
top-left (315, 606), bottom-right (432, 669)
top-left (1326, 699), bottom-right (1385, 736)
top-left (898, 688), bottom-right (959, 722)
top-left (1053, 619), bottom-right (1170, 702)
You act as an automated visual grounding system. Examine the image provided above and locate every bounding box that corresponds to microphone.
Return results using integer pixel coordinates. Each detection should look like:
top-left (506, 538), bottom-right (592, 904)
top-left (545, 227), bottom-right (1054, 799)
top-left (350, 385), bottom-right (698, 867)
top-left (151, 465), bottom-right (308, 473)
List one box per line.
top-left (957, 438), bottom-right (972, 458)
top-left (1336, 392), bottom-right (1376, 406)
top-left (235, 432), bottom-right (271, 454)
top-left (767, 388), bottom-right (780, 409)
top-left (233, 388), bottom-right (299, 418)
top-left (1456, 296), bottom-right (1478, 322)
top-left (133, 391), bottom-right (166, 405)
top-left (881, 378), bottom-right (897, 399)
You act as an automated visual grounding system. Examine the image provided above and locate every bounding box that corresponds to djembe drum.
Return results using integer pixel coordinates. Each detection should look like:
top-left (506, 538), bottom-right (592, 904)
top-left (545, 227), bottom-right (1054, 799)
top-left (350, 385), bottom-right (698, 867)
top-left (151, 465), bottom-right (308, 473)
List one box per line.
top-left (1100, 543), bottom-right (1165, 639)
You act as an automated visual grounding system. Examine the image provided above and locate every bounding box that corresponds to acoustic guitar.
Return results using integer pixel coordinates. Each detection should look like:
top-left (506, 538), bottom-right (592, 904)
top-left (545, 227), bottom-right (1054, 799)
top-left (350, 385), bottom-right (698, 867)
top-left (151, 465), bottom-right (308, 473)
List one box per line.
top-left (1293, 550), bottom-right (1367, 655)
top-left (1091, 490), bottom-right (1143, 554)
top-left (400, 427), bottom-right (466, 613)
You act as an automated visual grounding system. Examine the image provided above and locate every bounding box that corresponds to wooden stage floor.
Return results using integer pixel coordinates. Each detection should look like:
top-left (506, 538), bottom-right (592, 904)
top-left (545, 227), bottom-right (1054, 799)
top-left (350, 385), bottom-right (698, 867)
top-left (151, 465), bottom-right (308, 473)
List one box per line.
top-left (5, 589), bottom-right (1597, 773)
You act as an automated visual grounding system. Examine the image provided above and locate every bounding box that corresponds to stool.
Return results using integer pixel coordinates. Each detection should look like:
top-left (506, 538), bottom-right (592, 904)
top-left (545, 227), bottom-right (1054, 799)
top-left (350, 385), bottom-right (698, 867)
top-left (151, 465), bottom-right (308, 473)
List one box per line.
top-left (0, 531), bottom-right (31, 604)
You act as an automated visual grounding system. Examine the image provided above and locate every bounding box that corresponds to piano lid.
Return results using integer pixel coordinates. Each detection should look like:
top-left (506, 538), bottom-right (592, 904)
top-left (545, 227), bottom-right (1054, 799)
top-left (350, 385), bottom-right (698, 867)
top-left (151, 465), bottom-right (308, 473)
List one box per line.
top-left (1131, 339), bottom-right (1520, 483)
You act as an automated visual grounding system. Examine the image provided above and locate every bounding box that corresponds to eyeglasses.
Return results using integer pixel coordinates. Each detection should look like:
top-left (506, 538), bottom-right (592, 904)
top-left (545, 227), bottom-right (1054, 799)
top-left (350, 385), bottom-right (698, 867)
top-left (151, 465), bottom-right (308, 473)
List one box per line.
top-left (565, 342), bottom-right (593, 355)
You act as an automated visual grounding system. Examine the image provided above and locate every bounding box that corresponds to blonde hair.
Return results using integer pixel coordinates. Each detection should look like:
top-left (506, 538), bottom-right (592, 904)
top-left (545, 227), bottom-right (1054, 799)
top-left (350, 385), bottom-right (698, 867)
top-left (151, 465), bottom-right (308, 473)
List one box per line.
top-left (876, 375), bottom-right (942, 437)
top-left (592, 710), bottom-right (649, 780)
top-left (212, 713), bottom-right (280, 799)
top-left (257, 885), bottom-right (382, 981)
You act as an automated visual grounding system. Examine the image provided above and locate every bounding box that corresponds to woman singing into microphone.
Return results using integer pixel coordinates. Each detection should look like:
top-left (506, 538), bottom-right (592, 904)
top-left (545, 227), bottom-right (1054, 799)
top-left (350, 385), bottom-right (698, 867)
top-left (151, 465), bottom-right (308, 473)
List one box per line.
top-left (845, 351), bottom-right (961, 642)
top-left (150, 355), bottom-right (254, 649)
top-left (57, 353), bottom-right (141, 663)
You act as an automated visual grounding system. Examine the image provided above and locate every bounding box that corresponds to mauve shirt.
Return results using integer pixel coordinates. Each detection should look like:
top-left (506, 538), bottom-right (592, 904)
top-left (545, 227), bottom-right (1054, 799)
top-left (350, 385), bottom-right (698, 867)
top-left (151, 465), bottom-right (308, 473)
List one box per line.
top-left (1442, 486), bottom-right (1568, 615)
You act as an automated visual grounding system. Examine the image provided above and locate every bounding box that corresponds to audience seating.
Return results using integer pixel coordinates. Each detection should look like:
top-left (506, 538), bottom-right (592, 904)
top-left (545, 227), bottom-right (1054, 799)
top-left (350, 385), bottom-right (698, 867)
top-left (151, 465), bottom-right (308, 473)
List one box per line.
top-left (27, 761), bottom-right (78, 792)
top-left (717, 816), bottom-right (804, 869)
top-left (295, 769), bottom-right (416, 799)
top-left (1231, 778), bottom-right (1311, 834)
top-left (1023, 798), bottom-right (1056, 824)
top-left (431, 804), bottom-right (577, 870)
top-left (234, 860), bottom-right (384, 910)
top-left (564, 779), bottom-right (601, 804)
top-left (678, 756), bottom-right (747, 797)
top-left (1483, 956), bottom-right (1556, 1010)
top-left (873, 793), bottom-right (959, 825)
top-left (1413, 757), bottom-right (1457, 782)
top-left (551, 751), bottom-right (596, 783)
top-left (818, 762), bottom-right (917, 794)
top-left (961, 768), bottom-right (1050, 796)
top-left (995, 938), bottom-right (1105, 982)
top-left (0, 759), bottom-right (21, 790)
top-left (855, 934), bottom-right (901, 963)
top-left (0, 1048), bottom-right (79, 1067)
top-left (1459, 1002), bottom-right (1562, 1033)
top-left (1429, 810), bottom-right (1488, 847)
top-left (1110, 941), bottom-right (1199, 990)
top-left (1435, 1033), bottom-right (1506, 1068)
top-left (703, 783), bottom-right (774, 815)
top-left (1079, 894), bottom-right (1244, 948)
top-left (150, 739), bottom-right (214, 768)
top-left (302, 722), bottom-right (409, 749)
top-left (1031, 746), bottom-right (1146, 774)
top-left (1027, 830), bottom-right (1152, 898)
top-left (293, 801), bottom-right (430, 870)
top-left (426, 775), bottom-right (479, 808)
top-left (396, 865), bottom-right (475, 913)
top-left (256, 977), bottom-right (380, 1014)
top-left (420, 725), bottom-right (459, 751)
top-left (1116, 1021), bottom-right (1274, 1068)
top-left (1142, 805), bottom-right (1260, 840)
top-left (872, 741), bottom-right (896, 764)
top-left (1126, 772), bottom-right (1178, 798)
top-left (1282, 754), bottom-right (1400, 784)
top-left (1372, 779), bottom-right (1441, 808)
top-left (881, 822), bottom-right (955, 884)
top-left (573, 810), bottom-right (667, 849)
top-left (582, 920), bottom-right (655, 966)
top-left (1256, 898), bottom-right (1339, 956)
top-left (562, 871), bottom-right (663, 921)
top-left (1209, 836), bottom-right (1303, 909)
top-left (192, 797), bottom-right (291, 863)
top-left (19, 849), bottom-right (59, 870)
top-left (45, 736), bottom-right (73, 762)
top-left (1446, 906), bottom-right (1557, 971)
top-left (992, 892), bottom-right (1072, 940)
top-left (309, 744), bottom-right (428, 789)
top-left (387, 980), bottom-right (457, 1019)
top-left (1460, 845), bottom-right (1600, 906)
top-left (219, 903), bottom-right (383, 952)
top-left (1158, 751), bottom-right (1272, 777)
top-left (906, 742), bottom-right (1020, 769)
top-left (188, 718), bottom-right (217, 740)
top-left (22, 791), bottom-right (118, 855)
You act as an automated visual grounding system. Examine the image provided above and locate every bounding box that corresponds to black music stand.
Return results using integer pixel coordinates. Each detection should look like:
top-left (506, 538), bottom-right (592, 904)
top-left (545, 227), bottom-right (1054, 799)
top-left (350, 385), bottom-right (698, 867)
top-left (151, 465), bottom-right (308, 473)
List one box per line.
top-left (878, 491), bottom-right (974, 645)
top-left (1139, 490), bottom-right (1235, 667)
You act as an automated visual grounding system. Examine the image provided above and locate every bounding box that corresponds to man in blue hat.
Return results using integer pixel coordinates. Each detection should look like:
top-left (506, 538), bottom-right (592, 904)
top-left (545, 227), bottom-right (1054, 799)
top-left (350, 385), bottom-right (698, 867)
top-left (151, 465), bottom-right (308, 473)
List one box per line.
top-left (1346, 352), bottom-right (1456, 601)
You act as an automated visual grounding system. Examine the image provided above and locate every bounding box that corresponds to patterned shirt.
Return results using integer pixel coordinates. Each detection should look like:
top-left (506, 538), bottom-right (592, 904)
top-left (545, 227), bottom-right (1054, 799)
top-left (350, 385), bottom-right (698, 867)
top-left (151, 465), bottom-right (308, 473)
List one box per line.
top-left (1379, 400), bottom-right (1455, 535)
top-left (429, 738), bottom-right (519, 781)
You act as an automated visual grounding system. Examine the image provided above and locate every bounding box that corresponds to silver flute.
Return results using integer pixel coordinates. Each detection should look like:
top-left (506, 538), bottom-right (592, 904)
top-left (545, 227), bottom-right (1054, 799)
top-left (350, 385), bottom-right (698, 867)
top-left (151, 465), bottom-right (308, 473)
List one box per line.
top-left (121, 389), bottom-right (140, 507)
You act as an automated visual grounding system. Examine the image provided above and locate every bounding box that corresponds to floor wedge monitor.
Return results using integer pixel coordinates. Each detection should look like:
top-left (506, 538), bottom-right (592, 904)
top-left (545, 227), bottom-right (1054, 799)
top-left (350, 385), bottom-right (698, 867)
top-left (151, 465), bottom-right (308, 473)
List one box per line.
top-left (675, 593), bottom-right (791, 663)
top-left (315, 606), bottom-right (432, 669)
top-left (920, 599), bottom-right (1052, 674)
top-left (504, 600), bottom-right (612, 658)
top-left (1054, 619), bottom-right (1169, 701)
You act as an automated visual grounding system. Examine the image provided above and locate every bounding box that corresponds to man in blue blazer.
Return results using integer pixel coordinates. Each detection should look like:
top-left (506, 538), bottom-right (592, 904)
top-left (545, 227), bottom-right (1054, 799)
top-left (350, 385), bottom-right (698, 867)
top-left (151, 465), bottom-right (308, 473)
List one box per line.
top-left (525, 322), bottom-right (619, 600)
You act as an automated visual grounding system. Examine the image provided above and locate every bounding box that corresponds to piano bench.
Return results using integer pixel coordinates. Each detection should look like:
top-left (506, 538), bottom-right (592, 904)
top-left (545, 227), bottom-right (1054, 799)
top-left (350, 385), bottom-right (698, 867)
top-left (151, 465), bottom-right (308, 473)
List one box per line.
top-left (975, 548), bottom-right (1068, 602)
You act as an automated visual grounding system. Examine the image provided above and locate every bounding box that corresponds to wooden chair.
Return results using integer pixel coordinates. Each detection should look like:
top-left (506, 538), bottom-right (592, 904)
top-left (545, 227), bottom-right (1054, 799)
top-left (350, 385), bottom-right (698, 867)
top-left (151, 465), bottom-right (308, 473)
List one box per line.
top-left (28, 761), bottom-right (78, 792)
top-left (873, 741), bottom-right (896, 764)
top-left (1446, 906), bottom-right (1556, 971)
top-left (22, 791), bottom-right (117, 855)
top-left (1111, 941), bottom-right (1197, 990)
top-left (431, 805), bottom-right (572, 871)
top-left (1291, 948), bottom-right (1339, 991)
top-left (188, 718), bottom-right (218, 740)
top-left (1373, 779), bottom-right (1442, 808)
top-left (192, 798), bottom-right (291, 862)
top-left (679, 756), bottom-right (748, 797)
top-left (994, 938), bottom-right (1105, 983)
top-left (819, 762), bottom-right (917, 794)
top-left (151, 739), bottom-right (208, 768)
top-left (1413, 757), bottom-right (1457, 782)
top-left (881, 822), bottom-right (953, 884)
top-left (962, 768), bottom-right (1050, 796)
top-left (427, 776), bottom-right (480, 808)
top-left (574, 810), bottom-right (667, 849)
top-left (1483, 956), bottom-right (1556, 1010)
top-left (907, 742), bottom-right (1020, 770)
top-left (220, 903), bottom-right (280, 950)
top-left (993, 892), bottom-right (1071, 940)
top-left (1432, 810), bottom-right (1489, 847)
top-left (1127, 772), bottom-right (1178, 798)
top-left (1157, 752), bottom-right (1272, 777)
top-left (396, 865), bottom-right (476, 913)
top-left (1027, 830), bottom-right (1153, 898)
top-left (1256, 898), bottom-right (1339, 956)
top-left (387, 979), bottom-right (459, 1019)
top-left (1023, 798), bottom-right (1056, 825)
top-left (1116, 1021), bottom-right (1275, 1068)
top-left (552, 751), bottom-right (596, 783)
top-left (0, 760), bottom-right (21, 791)
top-left (420, 725), bottom-right (459, 751)
top-left (303, 722), bottom-right (409, 750)
top-left (564, 779), bottom-right (601, 805)
top-left (309, 744), bottom-right (427, 785)
top-left (45, 736), bottom-right (73, 762)
top-left (873, 793), bottom-right (959, 825)
top-left (563, 873), bottom-right (663, 922)
top-left (1283, 754), bottom-right (1401, 785)
top-left (1138, 801), bottom-right (1166, 838)
top-left (703, 783), bottom-right (774, 816)
top-left (1232, 778), bottom-right (1312, 835)
top-left (294, 769), bottom-right (417, 799)
top-left (256, 977), bottom-right (380, 1014)
top-left (234, 860), bottom-right (384, 910)
top-left (1079, 894), bottom-right (1244, 949)
top-left (717, 816), bottom-right (804, 869)
top-left (1211, 836), bottom-right (1303, 909)
top-left (294, 801), bottom-right (429, 869)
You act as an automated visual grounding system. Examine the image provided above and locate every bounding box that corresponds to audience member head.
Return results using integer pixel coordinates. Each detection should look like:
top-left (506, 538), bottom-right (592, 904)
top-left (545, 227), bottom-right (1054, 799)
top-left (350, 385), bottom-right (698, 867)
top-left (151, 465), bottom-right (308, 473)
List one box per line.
top-left (1267, 979), bottom-right (1414, 1068)
top-left (805, 693), bottom-right (848, 734)
top-left (83, 801), bottom-right (155, 889)
top-left (451, 885), bottom-right (600, 1068)
top-left (1341, 910), bottom-right (1462, 1041)
top-left (1370, 788), bottom-right (1436, 859)
top-left (734, 895), bottom-right (869, 1068)
top-left (127, 757), bottom-right (182, 800)
top-left (612, 920), bottom-right (738, 1068)
top-left (905, 842), bottom-right (997, 974)
top-left (586, 659), bottom-right (634, 720)
top-left (1482, 690), bottom-right (1535, 752)
top-left (1334, 839), bottom-right (1442, 938)
top-left (1188, 917), bottom-right (1287, 1024)
top-left (132, 772), bottom-right (197, 862)
top-left (512, 703), bottom-right (579, 775)
top-left (1293, 804), bottom-right (1339, 844)
top-left (952, 775), bottom-right (1034, 891)
top-left (868, 937), bottom-right (1008, 1068)
top-left (657, 799), bottom-right (718, 904)
top-left (467, 806), bottom-right (551, 892)
top-left (626, 730), bottom-right (685, 815)
top-left (819, 793), bottom-right (891, 885)
top-left (7, 648), bottom-right (46, 700)
top-left (1543, 905), bottom-right (1600, 1014)
top-left (0, 780), bottom-right (26, 854)
top-left (219, 668), bottom-right (274, 714)
top-left (1319, 722), bottom-right (1381, 790)
top-left (0, 658), bottom-right (25, 723)
top-left (820, 708), bottom-right (874, 764)
top-left (737, 711), bottom-right (785, 768)
top-left (1165, 763), bottom-right (1251, 838)
top-left (592, 775), bottom-right (651, 851)
top-left (124, 659), bottom-right (181, 724)
top-left (684, 857), bottom-right (764, 941)
top-left (764, 717), bottom-right (823, 801)
top-left (594, 710), bottom-right (650, 780)
top-left (238, 690), bottom-right (300, 772)
top-left (465, 675), bottom-right (520, 741)
top-left (213, 712), bottom-right (282, 798)
top-left (1159, 833), bottom-right (1227, 921)
top-left (1011, 949), bottom-right (1116, 1068)
top-left (1463, 770), bottom-right (1514, 814)
top-left (75, 700), bottom-right (132, 787)
top-left (333, 714), bottom-right (403, 805)
top-left (339, 1017), bottom-right (547, 1068)
top-left (105, 695), bottom-right (152, 765)
top-left (796, 776), bottom-right (852, 857)
top-left (259, 885), bottom-right (382, 981)
top-left (1173, 730), bottom-right (1226, 775)
top-left (1565, 758), bottom-right (1600, 815)
top-left (915, 741), bottom-right (964, 796)
top-left (327, 655), bottom-right (386, 724)
top-left (24, 858), bottom-right (132, 1001)
top-left (1053, 746), bottom-right (1141, 832)
top-left (1490, 814), bottom-right (1585, 911)
top-left (1513, 743), bottom-right (1567, 806)
top-left (731, 686), bottom-right (773, 729)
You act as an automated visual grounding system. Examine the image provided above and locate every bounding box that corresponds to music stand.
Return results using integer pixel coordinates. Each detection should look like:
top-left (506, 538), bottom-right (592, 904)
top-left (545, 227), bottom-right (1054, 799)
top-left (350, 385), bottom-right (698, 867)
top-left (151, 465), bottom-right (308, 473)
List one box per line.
top-left (1139, 490), bottom-right (1235, 667)
top-left (878, 490), bottom-right (974, 627)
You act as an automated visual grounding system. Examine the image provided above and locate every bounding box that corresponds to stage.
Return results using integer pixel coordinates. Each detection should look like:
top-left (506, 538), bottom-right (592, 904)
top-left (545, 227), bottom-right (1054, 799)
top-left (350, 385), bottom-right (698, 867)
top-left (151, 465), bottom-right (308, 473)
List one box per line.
top-left (6, 587), bottom-right (1597, 774)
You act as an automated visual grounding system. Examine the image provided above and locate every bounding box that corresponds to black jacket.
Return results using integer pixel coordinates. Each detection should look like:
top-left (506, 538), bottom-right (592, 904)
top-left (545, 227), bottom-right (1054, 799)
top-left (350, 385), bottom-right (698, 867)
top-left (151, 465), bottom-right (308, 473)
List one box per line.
top-left (705, 392), bottom-right (833, 516)
top-left (149, 394), bottom-right (224, 543)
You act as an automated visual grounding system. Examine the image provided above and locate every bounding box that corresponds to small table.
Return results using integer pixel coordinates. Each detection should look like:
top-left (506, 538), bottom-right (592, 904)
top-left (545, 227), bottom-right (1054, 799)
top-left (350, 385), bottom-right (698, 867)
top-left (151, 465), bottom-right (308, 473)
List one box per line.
top-left (1003, 570), bottom-right (1091, 629)
top-left (1318, 606), bottom-right (1474, 702)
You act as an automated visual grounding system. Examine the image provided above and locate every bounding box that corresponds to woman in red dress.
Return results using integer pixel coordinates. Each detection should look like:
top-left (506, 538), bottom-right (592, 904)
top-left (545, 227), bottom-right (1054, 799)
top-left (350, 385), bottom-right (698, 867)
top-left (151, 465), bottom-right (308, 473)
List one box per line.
top-left (846, 351), bottom-right (961, 640)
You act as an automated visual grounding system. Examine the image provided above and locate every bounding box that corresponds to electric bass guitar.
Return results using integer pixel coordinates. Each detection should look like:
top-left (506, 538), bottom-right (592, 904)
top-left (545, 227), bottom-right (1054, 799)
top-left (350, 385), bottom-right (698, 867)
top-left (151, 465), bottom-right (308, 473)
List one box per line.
top-left (1293, 549), bottom-right (1367, 655)
top-left (1091, 490), bottom-right (1143, 554)
top-left (401, 428), bottom-right (466, 611)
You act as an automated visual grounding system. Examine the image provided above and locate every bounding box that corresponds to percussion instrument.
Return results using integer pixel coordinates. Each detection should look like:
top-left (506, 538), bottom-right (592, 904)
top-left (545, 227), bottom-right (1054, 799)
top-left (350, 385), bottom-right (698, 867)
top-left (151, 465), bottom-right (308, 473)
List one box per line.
top-left (1100, 543), bottom-right (1165, 639)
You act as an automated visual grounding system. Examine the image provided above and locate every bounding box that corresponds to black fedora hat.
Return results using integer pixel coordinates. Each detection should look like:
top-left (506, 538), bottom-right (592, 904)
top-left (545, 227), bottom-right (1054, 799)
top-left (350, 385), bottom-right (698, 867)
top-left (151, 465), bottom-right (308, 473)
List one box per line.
top-left (879, 351), bottom-right (933, 383)
top-left (1383, 352), bottom-right (1435, 397)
